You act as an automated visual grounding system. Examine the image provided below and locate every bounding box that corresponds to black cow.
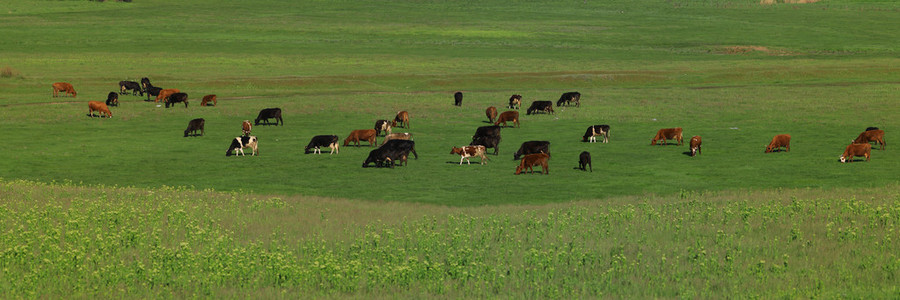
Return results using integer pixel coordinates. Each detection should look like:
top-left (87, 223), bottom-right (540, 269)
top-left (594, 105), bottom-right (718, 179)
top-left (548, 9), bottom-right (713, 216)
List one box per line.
top-left (866, 127), bottom-right (880, 131)
top-left (513, 141), bottom-right (550, 160)
top-left (165, 92), bottom-right (189, 108)
top-left (145, 84), bottom-right (162, 102)
top-left (526, 101), bottom-right (554, 115)
top-left (556, 91), bottom-right (581, 107)
top-left (473, 125), bottom-right (501, 138)
top-left (105, 92), bottom-right (119, 107)
top-left (184, 118), bottom-right (205, 137)
top-left (255, 108), bottom-right (283, 126)
top-left (454, 91), bottom-right (463, 106)
top-left (578, 151), bottom-right (592, 172)
top-left (118, 81), bottom-right (143, 96)
top-left (470, 135), bottom-right (501, 155)
top-left (362, 140), bottom-right (418, 168)
top-left (305, 135), bottom-right (340, 154)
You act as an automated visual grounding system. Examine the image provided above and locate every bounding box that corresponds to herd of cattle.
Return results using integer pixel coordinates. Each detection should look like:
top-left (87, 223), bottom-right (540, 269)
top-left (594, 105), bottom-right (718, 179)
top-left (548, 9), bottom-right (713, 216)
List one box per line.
top-left (60, 81), bottom-right (886, 173)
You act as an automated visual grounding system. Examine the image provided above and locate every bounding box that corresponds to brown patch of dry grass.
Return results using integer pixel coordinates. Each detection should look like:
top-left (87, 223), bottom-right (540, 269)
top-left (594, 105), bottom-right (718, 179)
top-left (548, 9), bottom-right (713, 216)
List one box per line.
top-left (714, 45), bottom-right (800, 56)
top-left (760, 0), bottom-right (820, 4)
top-left (0, 66), bottom-right (20, 78)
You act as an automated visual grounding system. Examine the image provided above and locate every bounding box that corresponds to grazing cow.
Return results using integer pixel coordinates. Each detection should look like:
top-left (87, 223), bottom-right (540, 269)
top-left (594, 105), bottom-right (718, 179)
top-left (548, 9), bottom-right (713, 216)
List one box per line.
top-left (689, 136), bottom-right (702, 157)
top-left (451, 145), bottom-right (488, 165)
top-left (651, 127), bottom-right (684, 146)
top-left (494, 111), bottom-right (520, 128)
top-left (106, 92), bottom-right (119, 107)
top-left (526, 101), bottom-right (554, 115)
top-left (513, 141), bottom-right (550, 160)
top-left (765, 134), bottom-right (791, 153)
top-left (866, 127), bottom-right (879, 131)
top-left (51, 82), bottom-right (76, 98)
top-left (344, 129), bottom-right (377, 147)
top-left (582, 125), bottom-right (610, 143)
top-left (145, 84), bottom-right (162, 102)
top-left (515, 153), bottom-right (550, 175)
top-left (392, 111), bottom-right (410, 129)
top-left (556, 91), bottom-right (581, 107)
top-left (853, 129), bottom-right (885, 150)
top-left (374, 119), bottom-right (392, 136)
top-left (165, 92), bottom-right (189, 108)
top-left (840, 143), bottom-right (871, 163)
top-left (156, 88), bottom-right (180, 103)
top-left (382, 132), bottom-right (412, 145)
top-left (241, 120), bottom-right (252, 136)
top-left (87, 101), bottom-right (112, 118)
top-left (255, 108), bottom-right (283, 126)
top-left (362, 140), bottom-right (418, 168)
top-left (471, 135), bottom-right (501, 155)
top-left (305, 135), bottom-right (340, 154)
top-left (226, 136), bottom-right (258, 156)
top-left (508, 94), bottom-right (522, 109)
top-left (200, 94), bottom-right (217, 106)
top-left (184, 118), bottom-right (205, 137)
top-left (485, 106), bottom-right (498, 123)
top-left (578, 151), bottom-right (592, 172)
top-left (454, 91), bottom-right (463, 106)
top-left (140, 77), bottom-right (151, 92)
top-left (118, 81), bottom-right (143, 96)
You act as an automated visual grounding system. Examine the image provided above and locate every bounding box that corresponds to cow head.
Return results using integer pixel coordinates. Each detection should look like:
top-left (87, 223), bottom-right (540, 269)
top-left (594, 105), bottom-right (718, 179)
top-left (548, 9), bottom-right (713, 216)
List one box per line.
top-left (840, 155), bottom-right (847, 163)
top-left (450, 147), bottom-right (462, 155)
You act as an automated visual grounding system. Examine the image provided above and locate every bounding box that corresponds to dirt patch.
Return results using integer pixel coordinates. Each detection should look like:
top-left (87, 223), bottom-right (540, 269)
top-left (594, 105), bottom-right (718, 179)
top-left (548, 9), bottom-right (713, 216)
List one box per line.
top-left (759, 0), bottom-right (820, 4)
top-left (714, 45), bottom-right (799, 56)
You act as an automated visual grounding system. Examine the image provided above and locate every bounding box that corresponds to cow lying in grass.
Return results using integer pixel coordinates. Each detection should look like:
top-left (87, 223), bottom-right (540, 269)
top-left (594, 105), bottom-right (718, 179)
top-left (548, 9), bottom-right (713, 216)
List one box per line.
top-left (226, 136), bottom-right (258, 156)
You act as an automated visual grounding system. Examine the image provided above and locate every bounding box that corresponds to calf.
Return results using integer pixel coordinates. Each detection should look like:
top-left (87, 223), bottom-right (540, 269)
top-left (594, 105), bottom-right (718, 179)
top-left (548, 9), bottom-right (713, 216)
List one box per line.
top-left (494, 111), bottom-right (520, 128)
top-left (508, 94), bottom-right (522, 109)
top-left (651, 128), bottom-right (683, 146)
top-left (156, 88), bottom-right (180, 103)
top-left (305, 135), bottom-right (340, 154)
top-left (485, 106), bottom-right (498, 123)
top-left (241, 120), bottom-right (252, 136)
top-left (765, 134), bottom-right (791, 153)
top-left (200, 94), bottom-right (217, 106)
top-left (578, 151), bottom-right (592, 172)
top-left (374, 119), bottom-right (392, 136)
top-left (515, 153), bottom-right (550, 175)
top-left (118, 81), bottom-right (143, 96)
top-left (513, 141), bottom-right (550, 160)
top-left (344, 129), bottom-right (377, 147)
top-left (454, 91), bottom-right (463, 106)
top-left (689, 135), bottom-right (702, 157)
top-left (255, 108), bottom-right (283, 126)
top-left (450, 145), bottom-right (488, 165)
top-left (556, 91), bottom-right (581, 107)
top-left (526, 101), bottom-right (554, 115)
top-left (382, 132), bottom-right (412, 145)
top-left (106, 92), bottom-right (119, 107)
top-left (392, 111), bottom-right (410, 129)
top-left (471, 135), bottom-right (501, 155)
top-left (582, 125), bottom-right (610, 143)
top-left (52, 82), bottom-right (76, 98)
top-left (184, 118), bottom-right (205, 137)
top-left (165, 92), bottom-right (189, 108)
top-left (87, 101), bottom-right (112, 118)
top-left (226, 136), bottom-right (258, 156)
top-left (853, 129), bottom-right (885, 150)
top-left (840, 143), bottom-right (871, 163)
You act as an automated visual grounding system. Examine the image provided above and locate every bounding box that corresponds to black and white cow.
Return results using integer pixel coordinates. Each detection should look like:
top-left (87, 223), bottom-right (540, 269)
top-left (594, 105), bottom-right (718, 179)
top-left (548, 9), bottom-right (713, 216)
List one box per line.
top-left (226, 136), bottom-right (258, 156)
top-left (513, 141), bottom-right (550, 160)
top-left (305, 135), bottom-right (340, 154)
top-left (582, 125), bottom-right (610, 143)
top-left (374, 119), bottom-right (392, 136)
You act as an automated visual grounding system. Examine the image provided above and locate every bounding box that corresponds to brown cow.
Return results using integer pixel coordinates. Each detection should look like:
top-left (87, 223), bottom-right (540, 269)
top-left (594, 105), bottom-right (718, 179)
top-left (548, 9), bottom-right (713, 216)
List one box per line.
top-left (651, 128), bottom-right (683, 146)
top-left (515, 152), bottom-right (549, 175)
top-left (689, 136), bottom-right (702, 157)
top-left (486, 106), bottom-right (498, 124)
top-left (200, 94), bottom-right (217, 106)
top-left (382, 132), bottom-right (412, 145)
top-left (450, 145), bottom-right (488, 165)
top-left (494, 111), bottom-right (520, 128)
top-left (392, 111), bottom-right (410, 129)
top-left (853, 129), bottom-right (885, 150)
top-left (155, 88), bottom-right (180, 103)
top-left (840, 143), bottom-right (871, 163)
top-left (344, 129), bottom-right (378, 147)
top-left (241, 120), bottom-right (252, 136)
top-left (52, 82), bottom-right (77, 98)
top-left (87, 101), bottom-right (112, 118)
top-left (765, 134), bottom-right (791, 153)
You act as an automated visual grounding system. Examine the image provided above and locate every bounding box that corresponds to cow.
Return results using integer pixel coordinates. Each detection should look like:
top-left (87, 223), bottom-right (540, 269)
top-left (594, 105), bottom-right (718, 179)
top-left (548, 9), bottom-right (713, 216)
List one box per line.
top-left (651, 128), bottom-right (683, 146)
top-left (556, 91), bottom-right (581, 107)
top-left (200, 94), bottom-right (217, 106)
top-left (145, 84), bottom-right (162, 102)
top-left (305, 135), bottom-right (340, 154)
top-left (689, 136), bottom-right (702, 157)
top-left (374, 119), bottom-right (392, 136)
top-left (140, 77), bottom-right (151, 92)
top-left (52, 82), bottom-right (76, 98)
top-left (508, 94), bottom-right (522, 109)
top-left (118, 81), bottom-right (143, 96)
top-left (156, 88), bottom-right (180, 103)
top-left (165, 92), bottom-right (188, 108)
top-left (454, 91), bottom-right (463, 106)
top-left (765, 134), bottom-right (791, 153)
top-left (87, 101), bottom-right (112, 118)
top-left (515, 153), bottom-right (550, 175)
top-left (392, 111), bottom-right (410, 129)
top-left (255, 108), bottom-right (283, 126)
top-left (526, 101), bottom-right (554, 115)
top-left (578, 151), bottom-right (592, 172)
top-left (485, 106), bottom-right (498, 123)
top-left (382, 132), bottom-right (412, 145)
top-left (184, 118), bottom-right (205, 137)
top-left (471, 135), bottom-right (501, 155)
top-left (582, 125), bottom-right (610, 143)
top-left (344, 129), bottom-right (377, 147)
top-left (106, 92), bottom-right (119, 107)
top-left (853, 129), bottom-right (885, 150)
top-left (450, 145), bottom-right (488, 165)
top-left (866, 127), bottom-right (879, 131)
top-left (513, 141), bottom-right (550, 160)
top-left (473, 125), bottom-right (501, 138)
top-left (840, 143), bottom-right (871, 163)
top-left (241, 120), bottom-right (252, 136)
top-left (362, 140), bottom-right (418, 168)
top-left (226, 136), bottom-right (258, 156)
top-left (494, 111), bottom-right (520, 128)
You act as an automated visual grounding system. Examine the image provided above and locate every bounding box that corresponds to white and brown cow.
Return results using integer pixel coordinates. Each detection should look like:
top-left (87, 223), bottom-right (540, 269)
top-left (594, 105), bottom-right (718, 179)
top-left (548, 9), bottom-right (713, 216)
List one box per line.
top-left (450, 145), bottom-right (488, 165)
top-left (840, 143), bottom-right (871, 163)
top-left (241, 120), bottom-right (252, 136)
